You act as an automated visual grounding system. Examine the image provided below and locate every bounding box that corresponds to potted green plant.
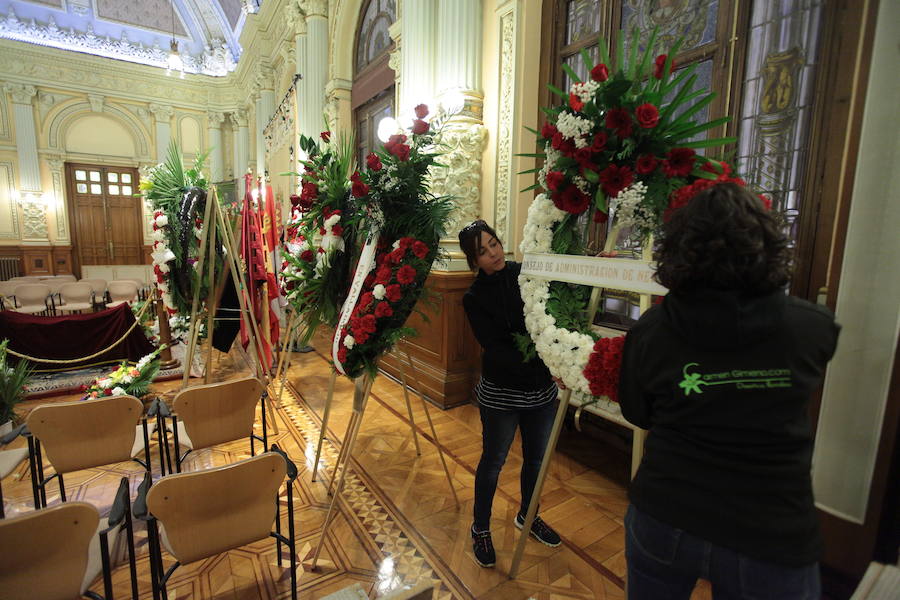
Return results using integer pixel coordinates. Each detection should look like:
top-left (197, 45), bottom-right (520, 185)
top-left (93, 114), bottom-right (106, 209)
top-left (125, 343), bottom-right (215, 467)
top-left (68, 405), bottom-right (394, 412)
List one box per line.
top-left (0, 339), bottom-right (31, 434)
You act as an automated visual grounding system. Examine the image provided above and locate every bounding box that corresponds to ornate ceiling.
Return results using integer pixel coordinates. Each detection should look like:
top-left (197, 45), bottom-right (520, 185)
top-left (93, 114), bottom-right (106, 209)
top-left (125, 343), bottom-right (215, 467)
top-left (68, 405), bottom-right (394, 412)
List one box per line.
top-left (0, 0), bottom-right (254, 76)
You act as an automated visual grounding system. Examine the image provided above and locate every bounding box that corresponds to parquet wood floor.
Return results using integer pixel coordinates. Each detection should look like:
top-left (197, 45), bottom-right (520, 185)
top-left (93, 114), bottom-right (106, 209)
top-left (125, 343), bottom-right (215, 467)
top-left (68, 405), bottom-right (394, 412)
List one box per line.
top-left (1, 346), bottom-right (713, 599)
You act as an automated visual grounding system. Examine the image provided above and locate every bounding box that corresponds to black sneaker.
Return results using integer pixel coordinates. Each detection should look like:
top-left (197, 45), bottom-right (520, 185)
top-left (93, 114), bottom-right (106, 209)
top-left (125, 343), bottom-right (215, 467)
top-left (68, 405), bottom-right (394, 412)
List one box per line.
top-left (471, 525), bottom-right (496, 567)
top-left (514, 514), bottom-right (561, 547)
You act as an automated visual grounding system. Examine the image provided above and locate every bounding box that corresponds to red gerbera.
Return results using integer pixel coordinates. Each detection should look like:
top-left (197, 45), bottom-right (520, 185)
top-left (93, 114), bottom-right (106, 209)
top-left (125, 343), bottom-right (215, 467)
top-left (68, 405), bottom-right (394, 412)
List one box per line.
top-left (599, 164), bottom-right (634, 198)
top-left (663, 148), bottom-right (696, 178)
top-left (605, 108), bottom-right (633, 138)
top-left (541, 122), bottom-right (558, 139)
top-left (635, 154), bottom-right (659, 175)
top-left (545, 170), bottom-right (565, 192)
top-left (569, 93), bottom-right (585, 112)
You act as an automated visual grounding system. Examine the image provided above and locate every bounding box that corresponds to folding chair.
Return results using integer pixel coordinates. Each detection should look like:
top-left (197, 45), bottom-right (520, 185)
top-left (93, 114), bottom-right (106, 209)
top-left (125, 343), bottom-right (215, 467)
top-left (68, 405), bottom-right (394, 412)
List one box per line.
top-left (0, 477), bottom-right (138, 600)
top-left (26, 395), bottom-right (153, 508)
top-left (159, 376), bottom-right (268, 473)
top-left (12, 283), bottom-right (53, 315)
top-left (0, 423), bottom-right (30, 518)
top-left (106, 280), bottom-right (139, 308)
top-left (135, 446), bottom-right (298, 600)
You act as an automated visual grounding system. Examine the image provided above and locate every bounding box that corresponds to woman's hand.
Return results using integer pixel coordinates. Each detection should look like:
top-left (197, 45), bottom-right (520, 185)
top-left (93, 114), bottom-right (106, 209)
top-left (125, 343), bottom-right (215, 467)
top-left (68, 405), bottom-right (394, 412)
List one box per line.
top-left (553, 376), bottom-right (567, 390)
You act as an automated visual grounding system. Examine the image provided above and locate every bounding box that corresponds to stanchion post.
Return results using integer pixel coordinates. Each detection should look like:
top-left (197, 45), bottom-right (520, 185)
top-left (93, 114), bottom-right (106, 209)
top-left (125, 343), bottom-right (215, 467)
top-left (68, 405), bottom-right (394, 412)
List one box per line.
top-left (508, 387), bottom-right (571, 578)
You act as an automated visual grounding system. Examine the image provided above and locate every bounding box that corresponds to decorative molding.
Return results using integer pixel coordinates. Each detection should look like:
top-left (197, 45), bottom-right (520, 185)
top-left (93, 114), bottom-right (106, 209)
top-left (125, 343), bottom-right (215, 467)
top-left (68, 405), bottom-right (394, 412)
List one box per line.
top-left (50, 167), bottom-right (68, 241)
top-left (4, 82), bottom-right (36, 104)
top-left (429, 123), bottom-right (488, 240)
top-left (47, 101), bottom-right (151, 159)
top-left (21, 200), bottom-right (49, 241)
top-left (0, 41), bottom-right (218, 108)
top-left (301, 0), bottom-right (329, 18)
top-left (256, 64), bottom-right (275, 90)
top-left (0, 161), bottom-right (19, 239)
top-left (148, 103), bottom-right (174, 122)
top-left (0, 91), bottom-right (8, 139)
top-left (323, 77), bottom-right (351, 131)
top-left (44, 153), bottom-right (65, 173)
top-left (87, 93), bottom-right (104, 113)
top-left (494, 8), bottom-right (517, 244)
top-left (0, 9), bottom-right (237, 77)
top-left (207, 111), bottom-right (226, 126)
top-left (230, 111), bottom-right (249, 128)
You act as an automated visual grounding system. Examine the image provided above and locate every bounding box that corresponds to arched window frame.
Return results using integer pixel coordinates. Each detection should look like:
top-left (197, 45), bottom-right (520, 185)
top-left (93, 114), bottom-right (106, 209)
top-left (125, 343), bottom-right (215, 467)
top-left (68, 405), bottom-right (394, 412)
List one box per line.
top-left (353, 0), bottom-right (397, 169)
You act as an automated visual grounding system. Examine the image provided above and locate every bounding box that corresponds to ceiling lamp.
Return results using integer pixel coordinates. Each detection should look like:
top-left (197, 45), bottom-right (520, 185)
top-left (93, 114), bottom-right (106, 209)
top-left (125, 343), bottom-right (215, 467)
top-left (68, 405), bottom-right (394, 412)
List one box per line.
top-left (166, 2), bottom-right (184, 78)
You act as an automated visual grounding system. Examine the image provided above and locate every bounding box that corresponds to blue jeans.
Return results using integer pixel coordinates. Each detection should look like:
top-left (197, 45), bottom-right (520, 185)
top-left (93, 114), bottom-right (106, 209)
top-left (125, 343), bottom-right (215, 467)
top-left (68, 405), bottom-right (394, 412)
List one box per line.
top-left (625, 505), bottom-right (821, 599)
top-left (472, 401), bottom-right (556, 531)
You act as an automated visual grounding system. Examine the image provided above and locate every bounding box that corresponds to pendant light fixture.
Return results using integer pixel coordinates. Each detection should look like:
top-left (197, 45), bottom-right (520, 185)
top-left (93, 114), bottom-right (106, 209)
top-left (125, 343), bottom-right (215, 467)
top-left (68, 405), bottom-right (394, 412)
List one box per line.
top-left (166, 1), bottom-right (184, 78)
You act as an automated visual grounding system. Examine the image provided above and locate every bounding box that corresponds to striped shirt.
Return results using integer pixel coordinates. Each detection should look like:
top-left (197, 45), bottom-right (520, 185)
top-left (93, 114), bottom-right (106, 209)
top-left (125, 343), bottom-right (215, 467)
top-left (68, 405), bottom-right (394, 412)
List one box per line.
top-left (475, 376), bottom-right (558, 411)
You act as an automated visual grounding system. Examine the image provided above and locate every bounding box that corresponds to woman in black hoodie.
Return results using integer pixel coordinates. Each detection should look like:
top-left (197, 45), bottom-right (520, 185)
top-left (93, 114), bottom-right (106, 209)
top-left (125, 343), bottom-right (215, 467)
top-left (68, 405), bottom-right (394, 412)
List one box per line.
top-left (458, 220), bottom-right (562, 568)
top-left (619, 183), bottom-right (840, 599)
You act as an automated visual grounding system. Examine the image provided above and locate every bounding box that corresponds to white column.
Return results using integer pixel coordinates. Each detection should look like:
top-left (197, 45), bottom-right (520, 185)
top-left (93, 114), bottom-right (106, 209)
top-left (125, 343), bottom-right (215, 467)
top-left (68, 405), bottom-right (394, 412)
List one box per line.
top-left (255, 73), bottom-right (275, 178)
top-left (206, 111), bottom-right (225, 182)
top-left (303, 0), bottom-right (328, 132)
top-left (436, 0), bottom-right (482, 99)
top-left (149, 104), bottom-right (174, 162)
top-left (44, 155), bottom-right (70, 243)
top-left (293, 8), bottom-right (309, 138)
top-left (4, 83), bottom-right (40, 193)
top-left (231, 111), bottom-right (250, 177)
top-left (399, 0), bottom-right (437, 116)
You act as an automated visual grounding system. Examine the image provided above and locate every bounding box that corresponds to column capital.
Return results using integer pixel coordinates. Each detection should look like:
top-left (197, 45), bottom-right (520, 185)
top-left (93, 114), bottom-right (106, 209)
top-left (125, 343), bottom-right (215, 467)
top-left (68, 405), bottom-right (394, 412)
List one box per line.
top-left (44, 153), bottom-right (65, 173)
top-left (230, 111), bottom-right (249, 128)
top-left (148, 103), bottom-right (174, 122)
top-left (301, 0), bottom-right (327, 18)
top-left (284, 1), bottom-right (307, 34)
top-left (4, 83), bottom-right (37, 105)
top-left (207, 111), bottom-right (226, 127)
top-left (255, 64), bottom-right (275, 90)
top-left (87, 93), bottom-right (105, 113)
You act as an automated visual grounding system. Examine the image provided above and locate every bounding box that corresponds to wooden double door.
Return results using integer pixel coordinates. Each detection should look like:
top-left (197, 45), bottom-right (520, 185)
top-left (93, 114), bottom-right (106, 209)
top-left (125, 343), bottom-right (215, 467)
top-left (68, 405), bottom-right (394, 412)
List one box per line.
top-left (65, 163), bottom-right (145, 269)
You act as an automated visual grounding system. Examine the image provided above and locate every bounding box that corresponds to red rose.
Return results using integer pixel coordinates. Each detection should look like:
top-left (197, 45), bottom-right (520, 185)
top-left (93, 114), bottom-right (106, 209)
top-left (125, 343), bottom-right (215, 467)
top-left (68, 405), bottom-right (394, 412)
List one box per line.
top-left (374, 302), bottom-right (393, 318)
top-left (375, 265), bottom-right (393, 284)
top-left (396, 264), bottom-right (417, 285)
top-left (321, 131), bottom-right (332, 142)
top-left (758, 194), bottom-right (772, 211)
top-left (360, 314), bottom-right (377, 334)
top-left (541, 122), bottom-right (558, 139)
top-left (388, 248), bottom-right (405, 264)
top-left (663, 148), bottom-right (696, 178)
top-left (360, 292), bottom-right (374, 309)
top-left (574, 146), bottom-right (594, 167)
top-left (332, 224), bottom-right (344, 236)
top-left (593, 210), bottom-right (609, 223)
top-left (590, 63), bottom-right (609, 82)
top-left (338, 347), bottom-right (348, 363)
top-left (351, 179), bottom-right (369, 197)
top-left (599, 164), bottom-right (634, 198)
top-left (412, 119), bottom-right (430, 135)
top-left (636, 154), bottom-right (659, 175)
top-left (385, 134), bottom-right (408, 152)
top-left (545, 170), bottom-right (565, 192)
top-left (635, 103), bottom-right (659, 129)
top-left (412, 240), bottom-right (429, 259)
top-left (366, 153), bottom-right (383, 171)
top-left (391, 144), bottom-right (411, 161)
top-left (654, 54), bottom-right (675, 79)
top-left (399, 237), bottom-right (414, 249)
top-left (569, 93), bottom-right (585, 112)
top-left (605, 108), bottom-right (633, 138)
top-left (300, 249), bottom-right (314, 262)
top-left (414, 104), bottom-right (429, 119)
top-left (591, 131), bottom-right (608, 152)
top-left (385, 284), bottom-right (402, 302)
top-left (289, 193), bottom-right (302, 207)
top-left (104, 388), bottom-right (113, 396)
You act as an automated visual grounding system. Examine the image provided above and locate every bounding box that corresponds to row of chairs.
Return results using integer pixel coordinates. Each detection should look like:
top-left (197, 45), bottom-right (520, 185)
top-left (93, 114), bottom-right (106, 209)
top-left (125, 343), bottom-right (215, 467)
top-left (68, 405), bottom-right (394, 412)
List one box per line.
top-left (0, 376), bottom-right (296, 600)
top-left (0, 278), bottom-right (147, 314)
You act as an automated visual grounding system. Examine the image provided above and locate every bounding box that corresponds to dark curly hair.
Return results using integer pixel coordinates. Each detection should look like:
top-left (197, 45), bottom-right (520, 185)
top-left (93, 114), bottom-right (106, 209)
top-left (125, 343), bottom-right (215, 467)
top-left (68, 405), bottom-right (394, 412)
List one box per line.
top-left (654, 183), bottom-right (791, 294)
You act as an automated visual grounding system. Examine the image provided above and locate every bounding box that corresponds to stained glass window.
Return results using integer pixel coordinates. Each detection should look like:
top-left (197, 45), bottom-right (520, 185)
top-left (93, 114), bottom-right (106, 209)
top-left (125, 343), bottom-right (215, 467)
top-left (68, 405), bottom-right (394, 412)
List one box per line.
top-left (355, 0), bottom-right (396, 74)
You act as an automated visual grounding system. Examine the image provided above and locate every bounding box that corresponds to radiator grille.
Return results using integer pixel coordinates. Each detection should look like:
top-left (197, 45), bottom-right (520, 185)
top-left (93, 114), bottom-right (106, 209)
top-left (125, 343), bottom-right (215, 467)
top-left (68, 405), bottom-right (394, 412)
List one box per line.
top-left (0, 257), bottom-right (21, 280)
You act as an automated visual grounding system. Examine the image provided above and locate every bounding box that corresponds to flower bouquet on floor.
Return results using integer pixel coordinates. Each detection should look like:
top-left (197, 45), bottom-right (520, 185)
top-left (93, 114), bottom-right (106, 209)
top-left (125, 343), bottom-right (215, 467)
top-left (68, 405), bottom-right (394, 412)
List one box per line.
top-left (140, 141), bottom-right (221, 318)
top-left (80, 348), bottom-right (163, 400)
top-left (281, 130), bottom-right (363, 345)
top-left (333, 104), bottom-right (454, 379)
top-left (518, 28), bottom-right (766, 401)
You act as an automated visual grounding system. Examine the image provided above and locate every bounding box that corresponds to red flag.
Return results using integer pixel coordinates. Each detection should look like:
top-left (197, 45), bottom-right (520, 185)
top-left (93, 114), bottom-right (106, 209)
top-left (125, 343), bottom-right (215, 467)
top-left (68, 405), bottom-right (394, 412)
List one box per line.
top-left (239, 174), bottom-right (273, 370)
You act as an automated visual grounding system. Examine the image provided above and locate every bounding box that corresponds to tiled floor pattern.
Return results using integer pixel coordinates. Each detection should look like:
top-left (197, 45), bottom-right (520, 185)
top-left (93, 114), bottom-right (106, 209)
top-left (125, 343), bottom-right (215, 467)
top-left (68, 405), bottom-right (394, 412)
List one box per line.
top-left (1, 346), bottom-right (713, 599)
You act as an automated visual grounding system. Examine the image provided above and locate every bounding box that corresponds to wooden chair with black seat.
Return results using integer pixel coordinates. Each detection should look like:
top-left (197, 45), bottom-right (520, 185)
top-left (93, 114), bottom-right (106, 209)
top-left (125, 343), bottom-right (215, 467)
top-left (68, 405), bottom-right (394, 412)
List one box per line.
top-left (0, 476), bottom-right (139, 600)
top-left (157, 376), bottom-right (269, 474)
top-left (134, 445), bottom-right (299, 600)
top-left (26, 394), bottom-right (154, 508)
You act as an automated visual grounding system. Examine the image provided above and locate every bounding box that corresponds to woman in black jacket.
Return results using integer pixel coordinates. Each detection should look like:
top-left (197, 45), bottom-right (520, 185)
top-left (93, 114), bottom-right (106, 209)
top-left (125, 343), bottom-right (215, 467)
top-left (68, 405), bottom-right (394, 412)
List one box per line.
top-left (458, 220), bottom-right (561, 568)
top-left (619, 183), bottom-right (840, 598)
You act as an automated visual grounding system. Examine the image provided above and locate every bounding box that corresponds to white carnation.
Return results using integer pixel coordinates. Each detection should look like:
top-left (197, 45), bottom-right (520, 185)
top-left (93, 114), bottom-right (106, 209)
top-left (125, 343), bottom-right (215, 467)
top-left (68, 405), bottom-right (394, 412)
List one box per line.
top-left (111, 387), bottom-right (127, 396)
top-left (343, 336), bottom-right (356, 349)
top-left (373, 284), bottom-right (386, 300)
top-left (154, 214), bottom-right (168, 227)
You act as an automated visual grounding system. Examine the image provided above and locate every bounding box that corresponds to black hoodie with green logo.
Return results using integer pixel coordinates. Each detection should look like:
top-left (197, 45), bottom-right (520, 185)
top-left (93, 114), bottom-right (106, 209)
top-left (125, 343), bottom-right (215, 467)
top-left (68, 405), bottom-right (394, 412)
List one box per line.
top-left (619, 289), bottom-right (840, 567)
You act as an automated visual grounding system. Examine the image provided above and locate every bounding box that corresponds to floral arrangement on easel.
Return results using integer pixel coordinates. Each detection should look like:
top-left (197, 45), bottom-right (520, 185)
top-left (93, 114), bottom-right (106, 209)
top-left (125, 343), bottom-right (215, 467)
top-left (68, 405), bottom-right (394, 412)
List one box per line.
top-left (140, 141), bottom-right (221, 320)
top-left (333, 104), bottom-right (454, 378)
top-left (519, 29), bottom-right (766, 399)
top-left (280, 130), bottom-right (362, 345)
top-left (80, 347), bottom-right (162, 400)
